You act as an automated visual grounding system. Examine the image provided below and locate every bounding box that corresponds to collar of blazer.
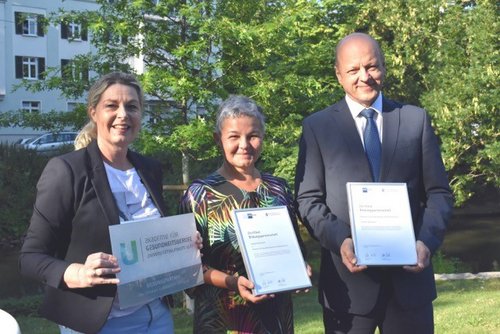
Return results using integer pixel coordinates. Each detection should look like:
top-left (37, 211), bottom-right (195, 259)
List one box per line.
top-left (85, 140), bottom-right (167, 226)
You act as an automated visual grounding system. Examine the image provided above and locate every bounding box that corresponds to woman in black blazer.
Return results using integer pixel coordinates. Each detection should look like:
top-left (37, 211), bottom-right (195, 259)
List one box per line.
top-left (20, 72), bottom-right (179, 333)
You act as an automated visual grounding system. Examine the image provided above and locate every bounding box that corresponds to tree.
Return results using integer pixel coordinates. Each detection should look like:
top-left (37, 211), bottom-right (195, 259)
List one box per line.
top-left (7, 0), bottom-right (498, 206)
top-left (86, 0), bottom-right (225, 183)
top-left (214, 0), bottom-right (358, 183)
top-left (15, 0), bottom-right (357, 186)
top-left (420, 1), bottom-right (499, 205)
top-left (0, 107), bottom-right (87, 133)
top-left (353, 0), bottom-right (499, 205)
top-left (13, 0), bottom-right (224, 184)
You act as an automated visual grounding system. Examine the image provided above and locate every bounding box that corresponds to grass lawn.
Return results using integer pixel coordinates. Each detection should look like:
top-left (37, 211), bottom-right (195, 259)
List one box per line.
top-left (14, 279), bottom-right (500, 334)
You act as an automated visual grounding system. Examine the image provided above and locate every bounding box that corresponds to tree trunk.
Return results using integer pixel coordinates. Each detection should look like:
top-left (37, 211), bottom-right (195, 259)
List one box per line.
top-left (182, 151), bottom-right (189, 185)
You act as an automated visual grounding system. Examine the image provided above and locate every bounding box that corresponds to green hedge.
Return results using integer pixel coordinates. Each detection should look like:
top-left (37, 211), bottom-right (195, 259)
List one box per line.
top-left (0, 144), bottom-right (50, 245)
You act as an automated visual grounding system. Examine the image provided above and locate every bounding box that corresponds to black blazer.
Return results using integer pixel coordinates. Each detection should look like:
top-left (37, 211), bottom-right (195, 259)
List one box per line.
top-left (295, 97), bottom-right (454, 315)
top-left (19, 140), bottom-right (168, 333)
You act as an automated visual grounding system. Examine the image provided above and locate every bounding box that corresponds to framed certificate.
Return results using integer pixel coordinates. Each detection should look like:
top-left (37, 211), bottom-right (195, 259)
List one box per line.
top-left (232, 206), bottom-right (311, 296)
top-left (346, 182), bottom-right (417, 266)
top-left (109, 213), bottom-right (203, 309)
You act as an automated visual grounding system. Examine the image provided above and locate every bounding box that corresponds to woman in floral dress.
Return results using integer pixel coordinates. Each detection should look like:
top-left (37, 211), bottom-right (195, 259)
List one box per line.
top-left (179, 95), bottom-right (308, 333)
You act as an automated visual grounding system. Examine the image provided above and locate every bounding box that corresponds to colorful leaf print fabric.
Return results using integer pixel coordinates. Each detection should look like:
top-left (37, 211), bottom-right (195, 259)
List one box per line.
top-left (179, 172), bottom-right (305, 333)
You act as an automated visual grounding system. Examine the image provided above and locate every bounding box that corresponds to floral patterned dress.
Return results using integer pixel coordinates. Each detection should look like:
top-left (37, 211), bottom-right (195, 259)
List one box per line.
top-left (179, 172), bottom-right (305, 334)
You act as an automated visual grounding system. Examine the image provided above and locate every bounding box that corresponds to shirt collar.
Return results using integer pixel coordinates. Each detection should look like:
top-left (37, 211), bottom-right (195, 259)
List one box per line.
top-left (345, 92), bottom-right (383, 118)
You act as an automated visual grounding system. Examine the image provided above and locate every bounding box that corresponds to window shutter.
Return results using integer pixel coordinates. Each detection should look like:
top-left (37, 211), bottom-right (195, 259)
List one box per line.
top-left (61, 22), bottom-right (68, 39)
top-left (37, 15), bottom-right (45, 37)
top-left (15, 56), bottom-right (23, 78)
top-left (82, 22), bottom-right (88, 41)
top-left (82, 63), bottom-right (89, 82)
top-left (15, 12), bottom-right (23, 35)
top-left (38, 58), bottom-right (45, 79)
top-left (61, 59), bottom-right (70, 79)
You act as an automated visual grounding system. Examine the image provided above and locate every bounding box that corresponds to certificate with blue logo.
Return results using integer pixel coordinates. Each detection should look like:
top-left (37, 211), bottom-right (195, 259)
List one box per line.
top-left (109, 213), bottom-right (203, 309)
top-left (346, 182), bottom-right (417, 266)
top-left (232, 206), bottom-right (311, 296)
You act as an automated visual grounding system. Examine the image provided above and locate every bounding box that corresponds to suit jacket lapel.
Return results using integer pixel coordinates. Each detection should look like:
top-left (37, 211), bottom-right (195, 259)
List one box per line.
top-left (333, 99), bottom-right (366, 156)
top-left (381, 98), bottom-right (400, 181)
top-left (331, 99), bottom-right (374, 180)
top-left (87, 140), bottom-right (121, 226)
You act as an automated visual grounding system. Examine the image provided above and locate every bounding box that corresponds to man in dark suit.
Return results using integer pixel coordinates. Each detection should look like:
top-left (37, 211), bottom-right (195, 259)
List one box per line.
top-left (295, 33), bottom-right (453, 333)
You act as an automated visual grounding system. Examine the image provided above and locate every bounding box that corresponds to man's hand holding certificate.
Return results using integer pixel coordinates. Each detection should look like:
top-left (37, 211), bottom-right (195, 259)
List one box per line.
top-left (346, 183), bottom-right (417, 266)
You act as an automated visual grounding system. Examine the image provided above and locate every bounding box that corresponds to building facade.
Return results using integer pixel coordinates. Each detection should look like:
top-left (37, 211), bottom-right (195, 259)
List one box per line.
top-left (0, 0), bottom-right (99, 142)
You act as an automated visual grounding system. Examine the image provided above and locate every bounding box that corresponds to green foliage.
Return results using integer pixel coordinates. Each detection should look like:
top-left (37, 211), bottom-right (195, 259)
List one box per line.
top-left (213, 0), bottom-right (354, 185)
top-left (145, 118), bottom-right (218, 162)
top-left (0, 295), bottom-right (43, 317)
top-left (0, 144), bottom-right (50, 242)
top-left (432, 251), bottom-right (472, 274)
top-left (0, 106), bottom-right (86, 132)
top-left (261, 113), bottom-right (304, 186)
top-left (420, 2), bottom-right (499, 205)
top-left (10, 0), bottom-right (499, 206)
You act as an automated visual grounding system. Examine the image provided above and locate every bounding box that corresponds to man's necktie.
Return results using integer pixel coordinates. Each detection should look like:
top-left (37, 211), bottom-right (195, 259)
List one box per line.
top-left (360, 108), bottom-right (381, 181)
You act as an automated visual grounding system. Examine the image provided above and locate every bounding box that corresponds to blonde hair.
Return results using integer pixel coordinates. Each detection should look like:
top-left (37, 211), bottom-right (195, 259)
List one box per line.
top-left (74, 72), bottom-right (144, 150)
top-left (74, 122), bottom-right (97, 150)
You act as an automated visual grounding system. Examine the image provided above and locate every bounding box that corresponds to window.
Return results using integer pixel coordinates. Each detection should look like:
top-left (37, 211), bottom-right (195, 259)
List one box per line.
top-left (144, 103), bottom-right (161, 125)
top-left (15, 56), bottom-right (45, 79)
top-left (24, 14), bottom-right (36, 35)
top-left (69, 23), bottom-right (81, 39)
top-left (22, 101), bottom-right (41, 113)
top-left (104, 31), bottom-right (128, 46)
top-left (67, 102), bottom-right (85, 112)
top-left (61, 59), bottom-right (89, 82)
top-left (23, 57), bottom-right (37, 79)
top-left (15, 12), bottom-right (44, 37)
top-left (61, 22), bottom-right (88, 41)
top-left (38, 134), bottom-right (54, 144)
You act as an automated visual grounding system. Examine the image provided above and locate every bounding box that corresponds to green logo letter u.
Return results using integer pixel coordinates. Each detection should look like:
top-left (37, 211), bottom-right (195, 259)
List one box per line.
top-left (120, 240), bottom-right (138, 265)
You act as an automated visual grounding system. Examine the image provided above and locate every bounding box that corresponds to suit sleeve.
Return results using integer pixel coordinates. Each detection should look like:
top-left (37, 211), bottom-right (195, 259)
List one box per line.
top-left (295, 118), bottom-right (351, 254)
top-left (280, 178), bottom-right (308, 258)
top-left (417, 111), bottom-right (454, 254)
top-left (19, 157), bottom-right (75, 289)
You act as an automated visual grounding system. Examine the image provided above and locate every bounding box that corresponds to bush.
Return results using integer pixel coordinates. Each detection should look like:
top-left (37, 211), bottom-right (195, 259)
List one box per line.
top-left (433, 251), bottom-right (472, 274)
top-left (0, 144), bottom-right (50, 245)
top-left (0, 294), bottom-right (43, 317)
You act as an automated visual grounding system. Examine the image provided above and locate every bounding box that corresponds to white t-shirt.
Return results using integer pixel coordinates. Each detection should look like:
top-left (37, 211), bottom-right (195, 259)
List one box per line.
top-left (104, 162), bottom-right (161, 318)
top-left (104, 162), bottom-right (161, 222)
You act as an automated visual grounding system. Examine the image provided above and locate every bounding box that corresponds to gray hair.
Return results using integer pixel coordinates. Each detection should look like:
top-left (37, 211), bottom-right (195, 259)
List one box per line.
top-left (215, 95), bottom-right (266, 135)
top-left (74, 72), bottom-right (144, 150)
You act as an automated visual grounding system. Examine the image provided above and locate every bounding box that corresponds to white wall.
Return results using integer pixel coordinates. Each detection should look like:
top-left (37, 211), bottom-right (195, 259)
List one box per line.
top-left (0, 0), bottom-right (99, 142)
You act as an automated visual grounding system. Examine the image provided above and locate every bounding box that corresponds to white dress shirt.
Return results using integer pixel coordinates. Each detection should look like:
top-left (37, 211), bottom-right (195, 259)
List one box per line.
top-left (345, 93), bottom-right (383, 148)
